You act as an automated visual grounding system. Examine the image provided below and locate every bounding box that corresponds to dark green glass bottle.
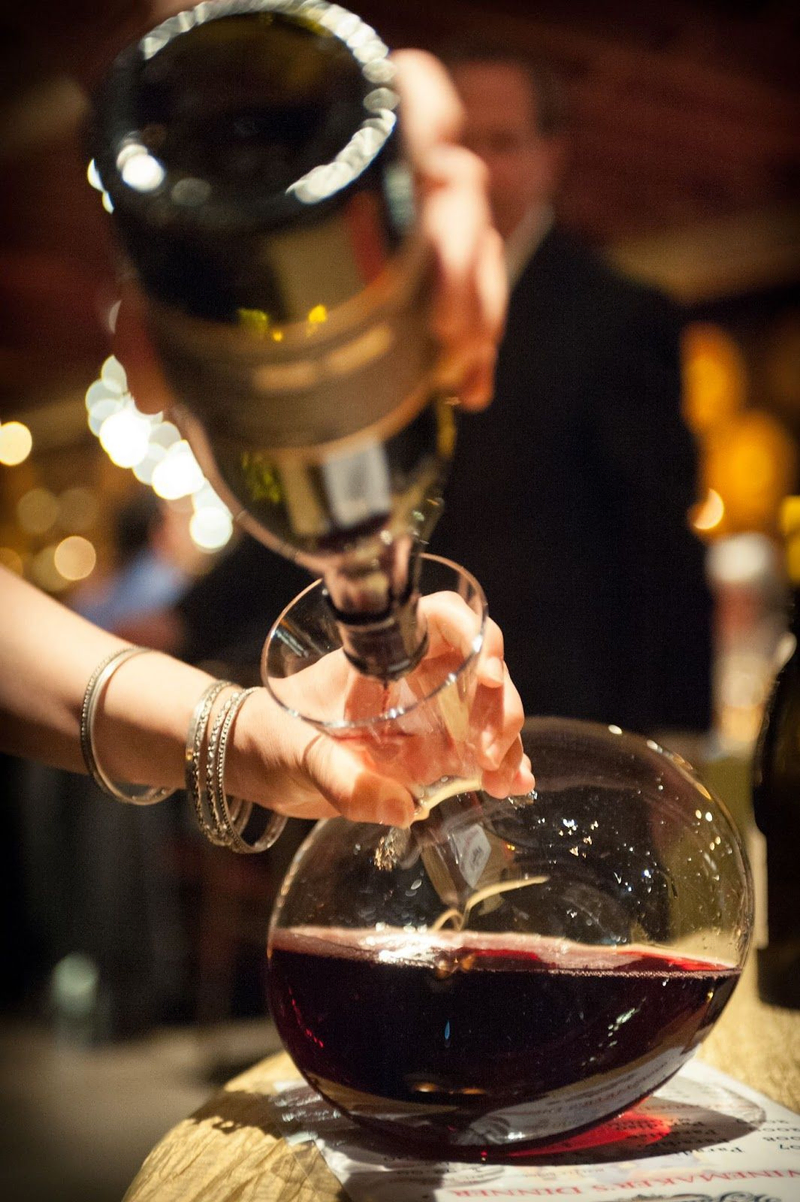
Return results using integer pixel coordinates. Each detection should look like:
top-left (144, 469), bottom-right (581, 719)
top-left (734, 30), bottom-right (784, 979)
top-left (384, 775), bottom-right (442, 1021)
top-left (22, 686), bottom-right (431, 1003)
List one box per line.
top-left (752, 496), bottom-right (800, 1008)
top-left (91, 0), bottom-right (455, 678)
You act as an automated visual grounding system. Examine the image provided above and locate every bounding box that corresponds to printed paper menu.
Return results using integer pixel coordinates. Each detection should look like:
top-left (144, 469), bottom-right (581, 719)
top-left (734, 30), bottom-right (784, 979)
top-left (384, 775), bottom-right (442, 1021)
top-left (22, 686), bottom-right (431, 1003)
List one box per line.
top-left (271, 1060), bottom-right (800, 1201)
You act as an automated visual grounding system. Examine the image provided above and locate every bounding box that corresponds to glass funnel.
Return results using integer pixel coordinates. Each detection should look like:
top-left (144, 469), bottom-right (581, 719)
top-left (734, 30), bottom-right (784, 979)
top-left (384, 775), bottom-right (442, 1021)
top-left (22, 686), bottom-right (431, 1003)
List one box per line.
top-left (262, 554), bottom-right (490, 818)
top-left (263, 566), bottom-right (752, 1158)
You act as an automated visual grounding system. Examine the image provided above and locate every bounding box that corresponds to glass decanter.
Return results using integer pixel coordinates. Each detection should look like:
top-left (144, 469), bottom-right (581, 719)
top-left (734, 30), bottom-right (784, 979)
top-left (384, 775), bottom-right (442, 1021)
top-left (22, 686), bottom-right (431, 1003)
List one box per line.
top-left (263, 555), bottom-right (752, 1158)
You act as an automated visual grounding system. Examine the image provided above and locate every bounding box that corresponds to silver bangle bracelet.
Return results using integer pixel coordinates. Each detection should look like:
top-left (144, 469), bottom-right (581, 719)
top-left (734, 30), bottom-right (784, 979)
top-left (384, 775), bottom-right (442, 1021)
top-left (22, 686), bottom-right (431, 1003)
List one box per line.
top-left (204, 688), bottom-right (245, 846)
top-left (184, 678), bottom-right (235, 846)
top-left (80, 646), bottom-right (174, 805)
top-left (206, 687), bottom-right (287, 854)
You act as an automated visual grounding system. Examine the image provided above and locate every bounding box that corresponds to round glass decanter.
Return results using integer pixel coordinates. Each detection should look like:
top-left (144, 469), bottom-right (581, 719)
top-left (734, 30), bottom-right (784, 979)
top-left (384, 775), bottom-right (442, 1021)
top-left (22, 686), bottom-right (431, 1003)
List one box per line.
top-left (264, 558), bottom-right (752, 1158)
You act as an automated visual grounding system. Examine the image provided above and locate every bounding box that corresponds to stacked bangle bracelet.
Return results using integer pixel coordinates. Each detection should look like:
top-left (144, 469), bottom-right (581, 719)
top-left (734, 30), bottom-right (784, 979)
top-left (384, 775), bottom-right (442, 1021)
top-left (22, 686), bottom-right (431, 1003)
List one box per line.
top-left (201, 686), bottom-right (287, 854)
top-left (81, 648), bottom-right (286, 853)
top-left (185, 678), bottom-right (235, 846)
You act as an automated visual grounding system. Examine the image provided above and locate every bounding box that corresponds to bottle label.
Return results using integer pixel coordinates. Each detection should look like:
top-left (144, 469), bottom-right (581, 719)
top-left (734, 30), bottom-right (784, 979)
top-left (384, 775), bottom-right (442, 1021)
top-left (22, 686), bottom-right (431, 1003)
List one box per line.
top-left (451, 824), bottom-right (492, 889)
top-left (321, 444), bottom-right (392, 529)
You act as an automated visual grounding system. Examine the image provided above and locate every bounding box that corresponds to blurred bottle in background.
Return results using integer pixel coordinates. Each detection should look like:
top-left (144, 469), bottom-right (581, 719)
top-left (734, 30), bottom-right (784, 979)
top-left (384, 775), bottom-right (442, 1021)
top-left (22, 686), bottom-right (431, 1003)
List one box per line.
top-left (706, 533), bottom-right (787, 760)
top-left (751, 497), bottom-right (800, 1009)
top-left (701, 533), bottom-right (786, 943)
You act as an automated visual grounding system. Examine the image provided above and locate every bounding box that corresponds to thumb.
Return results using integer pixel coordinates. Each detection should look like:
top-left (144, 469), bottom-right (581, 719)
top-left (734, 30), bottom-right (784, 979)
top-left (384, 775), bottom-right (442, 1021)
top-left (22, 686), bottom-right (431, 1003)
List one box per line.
top-left (301, 734), bottom-right (416, 828)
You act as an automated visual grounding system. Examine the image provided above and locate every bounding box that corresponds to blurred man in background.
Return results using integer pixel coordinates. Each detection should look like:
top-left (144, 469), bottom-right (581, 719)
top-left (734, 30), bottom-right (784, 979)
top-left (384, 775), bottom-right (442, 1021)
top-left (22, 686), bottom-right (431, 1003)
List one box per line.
top-left (429, 45), bottom-right (712, 735)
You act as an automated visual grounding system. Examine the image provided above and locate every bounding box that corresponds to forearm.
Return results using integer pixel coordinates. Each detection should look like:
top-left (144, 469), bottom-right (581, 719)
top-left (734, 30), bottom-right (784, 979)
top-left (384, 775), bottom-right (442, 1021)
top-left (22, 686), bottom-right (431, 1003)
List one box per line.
top-left (0, 569), bottom-right (530, 828)
top-left (0, 567), bottom-right (214, 787)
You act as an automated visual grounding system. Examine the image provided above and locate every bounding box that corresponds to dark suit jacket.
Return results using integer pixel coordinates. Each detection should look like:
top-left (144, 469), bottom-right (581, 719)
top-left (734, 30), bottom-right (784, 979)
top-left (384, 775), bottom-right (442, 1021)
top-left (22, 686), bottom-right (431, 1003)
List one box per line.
top-left (430, 227), bottom-right (712, 732)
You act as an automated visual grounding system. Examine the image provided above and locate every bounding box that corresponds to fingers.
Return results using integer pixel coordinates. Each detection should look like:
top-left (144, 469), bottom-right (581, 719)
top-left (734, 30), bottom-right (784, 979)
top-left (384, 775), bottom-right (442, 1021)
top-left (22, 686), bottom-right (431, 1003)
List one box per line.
top-left (421, 590), bottom-right (483, 661)
top-left (420, 597), bottom-right (507, 694)
top-left (472, 661), bottom-right (525, 768)
top-left (417, 598), bottom-right (522, 776)
top-left (420, 148), bottom-right (506, 410)
top-left (301, 734), bottom-right (417, 828)
top-left (420, 145), bottom-right (489, 334)
top-left (392, 50), bottom-right (464, 163)
top-left (477, 616), bottom-right (506, 687)
top-left (260, 792), bottom-right (341, 822)
top-left (483, 741), bottom-right (536, 799)
top-left (229, 687), bottom-right (413, 825)
top-left (393, 50), bottom-right (507, 413)
top-left (460, 227), bottom-right (506, 411)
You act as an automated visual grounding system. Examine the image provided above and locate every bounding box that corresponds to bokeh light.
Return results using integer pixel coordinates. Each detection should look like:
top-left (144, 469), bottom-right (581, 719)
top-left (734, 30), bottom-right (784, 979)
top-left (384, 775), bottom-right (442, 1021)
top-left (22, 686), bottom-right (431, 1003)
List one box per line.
top-left (0, 421), bottom-right (33, 466)
top-left (99, 407), bottom-right (152, 468)
top-left (85, 357), bottom-right (233, 551)
top-left (151, 440), bottom-right (205, 500)
top-left (0, 548), bottom-right (24, 575)
top-left (682, 324), bottom-right (747, 438)
top-left (117, 143), bottom-right (166, 192)
top-left (54, 536), bottom-right (97, 582)
top-left (17, 488), bottom-right (59, 535)
top-left (780, 496), bottom-right (800, 584)
top-left (691, 488), bottom-right (726, 536)
top-left (31, 545), bottom-right (68, 593)
top-left (58, 488), bottom-right (99, 533)
top-left (87, 158), bottom-right (103, 191)
top-left (703, 411), bottom-right (797, 534)
top-left (190, 505), bottom-right (234, 552)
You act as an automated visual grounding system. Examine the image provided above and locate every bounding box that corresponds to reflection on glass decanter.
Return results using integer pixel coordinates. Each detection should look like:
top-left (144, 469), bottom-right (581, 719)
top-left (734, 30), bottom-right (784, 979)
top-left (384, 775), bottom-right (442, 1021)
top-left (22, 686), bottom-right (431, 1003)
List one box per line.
top-left (263, 564), bottom-right (753, 1159)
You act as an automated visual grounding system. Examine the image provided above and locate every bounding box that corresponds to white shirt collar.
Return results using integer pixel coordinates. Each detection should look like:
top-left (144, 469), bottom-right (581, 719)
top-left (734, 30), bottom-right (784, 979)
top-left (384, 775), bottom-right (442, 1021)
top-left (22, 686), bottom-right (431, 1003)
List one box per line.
top-left (504, 205), bottom-right (555, 288)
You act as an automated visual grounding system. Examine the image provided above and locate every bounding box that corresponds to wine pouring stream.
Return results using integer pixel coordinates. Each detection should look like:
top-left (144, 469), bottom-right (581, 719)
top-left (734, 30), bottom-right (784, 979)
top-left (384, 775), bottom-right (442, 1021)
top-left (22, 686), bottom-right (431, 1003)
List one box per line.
top-left (91, 0), bottom-right (753, 1156)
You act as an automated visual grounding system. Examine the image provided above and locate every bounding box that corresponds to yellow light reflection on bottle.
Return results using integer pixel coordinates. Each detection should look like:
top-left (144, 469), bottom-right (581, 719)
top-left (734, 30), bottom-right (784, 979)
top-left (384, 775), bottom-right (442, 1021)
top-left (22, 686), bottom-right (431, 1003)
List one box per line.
top-left (238, 308), bottom-right (271, 337)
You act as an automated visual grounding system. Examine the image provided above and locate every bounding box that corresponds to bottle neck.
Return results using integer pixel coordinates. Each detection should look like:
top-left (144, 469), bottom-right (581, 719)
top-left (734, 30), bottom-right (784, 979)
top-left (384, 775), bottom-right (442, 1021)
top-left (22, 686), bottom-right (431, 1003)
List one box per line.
top-left (330, 590), bottom-right (428, 680)
top-left (323, 536), bottom-right (429, 679)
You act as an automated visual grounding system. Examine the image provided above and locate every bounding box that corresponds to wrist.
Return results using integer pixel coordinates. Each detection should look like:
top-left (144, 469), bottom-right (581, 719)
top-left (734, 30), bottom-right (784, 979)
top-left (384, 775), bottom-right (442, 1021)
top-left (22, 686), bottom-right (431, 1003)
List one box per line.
top-left (224, 687), bottom-right (287, 806)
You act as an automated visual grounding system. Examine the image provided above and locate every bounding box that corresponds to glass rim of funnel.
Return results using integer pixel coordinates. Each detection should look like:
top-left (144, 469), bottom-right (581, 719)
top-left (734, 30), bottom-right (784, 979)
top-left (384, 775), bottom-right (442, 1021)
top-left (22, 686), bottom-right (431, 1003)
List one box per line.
top-left (262, 552), bottom-right (488, 731)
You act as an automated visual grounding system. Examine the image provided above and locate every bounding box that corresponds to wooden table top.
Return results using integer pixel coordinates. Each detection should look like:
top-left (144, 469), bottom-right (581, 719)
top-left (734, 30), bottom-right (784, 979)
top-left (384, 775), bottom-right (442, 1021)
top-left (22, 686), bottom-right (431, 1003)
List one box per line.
top-left (124, 958), bottom-right (800, 1202)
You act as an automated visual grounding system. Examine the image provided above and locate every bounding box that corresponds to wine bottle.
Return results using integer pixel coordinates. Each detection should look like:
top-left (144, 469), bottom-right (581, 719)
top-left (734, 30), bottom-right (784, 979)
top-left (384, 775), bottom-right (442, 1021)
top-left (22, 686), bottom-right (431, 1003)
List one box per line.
top-left (90, 0), bottom-right (456, 678)
top-left (751, 495), bottom-right (800, 1008)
